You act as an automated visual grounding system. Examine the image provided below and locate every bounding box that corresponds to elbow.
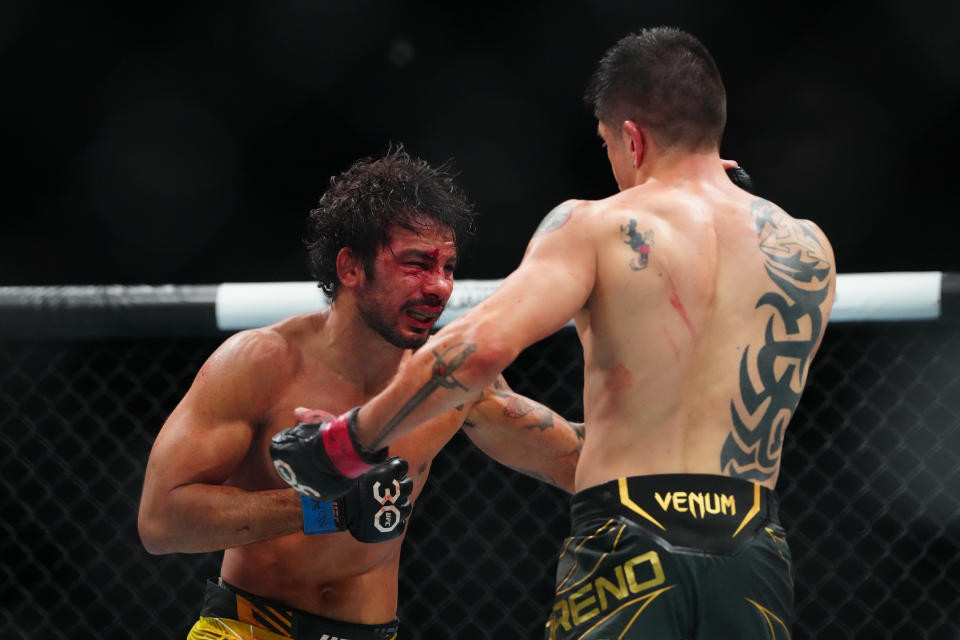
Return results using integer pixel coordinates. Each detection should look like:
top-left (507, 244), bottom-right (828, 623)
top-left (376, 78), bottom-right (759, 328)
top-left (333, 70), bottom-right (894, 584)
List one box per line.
top-left (137, 507), bottom-right (176, 555)
top-left (557, 458), bottom-right (579, 494)
top-left (464, 327), bottom-right (520, 386)
top-left (138, 517), bottom-right (166, 555)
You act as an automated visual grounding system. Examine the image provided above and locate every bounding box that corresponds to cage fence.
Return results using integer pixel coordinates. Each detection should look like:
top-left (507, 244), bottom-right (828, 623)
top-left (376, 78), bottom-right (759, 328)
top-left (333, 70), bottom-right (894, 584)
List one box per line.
top-left (1, 275), bottom-right (958, 639)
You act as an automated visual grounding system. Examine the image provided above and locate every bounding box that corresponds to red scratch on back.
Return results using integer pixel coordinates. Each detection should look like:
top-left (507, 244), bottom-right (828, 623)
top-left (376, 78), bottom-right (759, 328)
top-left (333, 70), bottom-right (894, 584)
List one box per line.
top-left (667, 275), bottom-right (697, 340)
top-left (662, 327), bottom-right (680, 361)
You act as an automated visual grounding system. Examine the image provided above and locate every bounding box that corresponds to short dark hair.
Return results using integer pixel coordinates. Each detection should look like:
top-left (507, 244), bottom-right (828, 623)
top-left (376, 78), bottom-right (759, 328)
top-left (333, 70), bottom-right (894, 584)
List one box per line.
top-left (585, 27), bottom-right (726, 151)
top-left (306, 145), bottom-right (476, 298)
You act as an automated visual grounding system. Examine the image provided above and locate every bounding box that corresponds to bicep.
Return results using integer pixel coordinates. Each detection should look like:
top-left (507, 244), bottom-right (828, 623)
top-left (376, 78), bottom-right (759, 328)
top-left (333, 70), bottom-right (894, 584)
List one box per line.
top-left (143, 331), bottom-right (288, 493)
top-left (469, 201), bottom-right (596, 350)
top-left (146, 398), bottom-right (257, 492)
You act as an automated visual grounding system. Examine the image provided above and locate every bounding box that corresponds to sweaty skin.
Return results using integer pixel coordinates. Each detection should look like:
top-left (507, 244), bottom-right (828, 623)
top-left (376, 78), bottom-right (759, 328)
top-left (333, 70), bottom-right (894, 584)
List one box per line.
top-left (353, 141), bottom-right (835, 495)
top-left (571, 180), bottom-right (833, 490)
top-left (138, 224), bottom-right (582, 625)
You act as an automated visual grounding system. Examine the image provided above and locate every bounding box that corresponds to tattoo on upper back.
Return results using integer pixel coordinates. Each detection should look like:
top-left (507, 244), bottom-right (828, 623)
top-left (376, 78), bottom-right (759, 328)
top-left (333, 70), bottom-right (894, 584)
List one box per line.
top-left (369, 342), bottom-right (476, 451)
top-left (534, 202), bottom-right (574, 236)
top-left (621, 219), bottom-right (654, 271)
top-left (721, 200), bottom-right (832, 482)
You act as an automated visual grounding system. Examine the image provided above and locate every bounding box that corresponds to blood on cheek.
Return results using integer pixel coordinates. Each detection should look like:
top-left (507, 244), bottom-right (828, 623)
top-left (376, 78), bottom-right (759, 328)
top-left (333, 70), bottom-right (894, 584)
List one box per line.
top-left (391, 263), bottom-right (453, 291)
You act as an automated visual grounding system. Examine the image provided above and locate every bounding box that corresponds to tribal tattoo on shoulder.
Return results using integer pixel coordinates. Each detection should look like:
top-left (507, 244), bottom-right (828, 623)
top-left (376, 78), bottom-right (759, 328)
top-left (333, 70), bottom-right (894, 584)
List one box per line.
top-left (721, 200), bottom-right (832, 482)
top-left (368, 342), bottom-right (476, 451)
top-left (621, 219), bottom-right (653, 271)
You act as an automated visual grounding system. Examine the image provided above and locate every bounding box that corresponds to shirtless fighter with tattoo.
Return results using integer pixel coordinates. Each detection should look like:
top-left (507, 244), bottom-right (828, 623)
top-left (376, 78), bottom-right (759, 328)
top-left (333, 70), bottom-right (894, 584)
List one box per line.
top-left (271, 29), bottom-right (836, 639)
top-left (138, 147), bottom-right (583, 640)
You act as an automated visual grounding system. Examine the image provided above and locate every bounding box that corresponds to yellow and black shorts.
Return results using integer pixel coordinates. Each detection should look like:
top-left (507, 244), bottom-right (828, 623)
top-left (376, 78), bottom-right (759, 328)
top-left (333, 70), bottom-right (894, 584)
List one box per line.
top-left (545, 474), bottom-right (793, 640)
top-left (187, 578), bottom-right (398, 640)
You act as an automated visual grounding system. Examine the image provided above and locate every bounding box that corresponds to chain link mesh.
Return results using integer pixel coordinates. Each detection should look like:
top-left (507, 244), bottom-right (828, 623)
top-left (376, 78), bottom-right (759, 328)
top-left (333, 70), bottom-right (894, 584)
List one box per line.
top-left (1, 324), bottom-right (958, 639)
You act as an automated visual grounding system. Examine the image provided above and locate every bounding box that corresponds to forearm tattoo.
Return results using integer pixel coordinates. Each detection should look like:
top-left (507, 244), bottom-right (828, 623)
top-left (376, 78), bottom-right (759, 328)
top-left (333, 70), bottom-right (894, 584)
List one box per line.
top-left (463, 376), bottom-right (583, 489)
top-left (568, 422), bottom-right (585, 455)
top-left (369, 342), bottom-right (476, 450)
top-left (621, 219), bottom-right (654, 271)
top-left (514, 422), bottom-right (584, 488)
top-left (488, 376), bottom-right (556, 432)
top-left (473, 376), bottom-right (584, 450)
top-left (721, 201), bottom-right (832, 481)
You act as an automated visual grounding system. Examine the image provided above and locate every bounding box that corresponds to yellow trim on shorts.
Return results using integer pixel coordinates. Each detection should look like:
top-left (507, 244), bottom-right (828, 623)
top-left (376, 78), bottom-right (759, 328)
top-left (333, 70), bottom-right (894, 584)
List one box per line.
top-left (732, 482), bottom-right (761, 537)
top-left (188, 616), bottom-right (398, 640)
top-left (617, 478), bottom-right (666, 530)
top-left (188, 616), bottom-right (292, 640)
top-left (556, 519), bottom-right (619, 593)
top-left (745, 598), bottom-right (791, 639)
top-left (557, 522), bottom-right (627, 596)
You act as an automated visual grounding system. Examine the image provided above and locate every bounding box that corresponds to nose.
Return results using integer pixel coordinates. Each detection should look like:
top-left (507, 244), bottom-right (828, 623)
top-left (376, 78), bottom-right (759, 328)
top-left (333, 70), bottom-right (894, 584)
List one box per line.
top-left (422, 266), bottom-right (453, 302)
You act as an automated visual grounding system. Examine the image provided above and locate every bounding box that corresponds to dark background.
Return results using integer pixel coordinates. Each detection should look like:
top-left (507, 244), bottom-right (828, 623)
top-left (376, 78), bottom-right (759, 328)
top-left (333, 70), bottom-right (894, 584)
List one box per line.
top-left (2, 0), bottom-right (959, 287)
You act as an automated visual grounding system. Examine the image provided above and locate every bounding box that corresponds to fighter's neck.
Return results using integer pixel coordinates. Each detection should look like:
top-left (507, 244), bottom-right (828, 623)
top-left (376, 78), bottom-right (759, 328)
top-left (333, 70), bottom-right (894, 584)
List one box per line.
top-left (318, 304), bottom-right (408, 391)
top-left (630, 148), bottom-right (724, 188)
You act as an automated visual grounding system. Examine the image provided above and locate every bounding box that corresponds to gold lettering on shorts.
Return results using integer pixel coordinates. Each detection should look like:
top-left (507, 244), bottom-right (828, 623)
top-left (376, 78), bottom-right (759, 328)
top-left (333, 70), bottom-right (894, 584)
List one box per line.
top-left (549, 599), bottom-right (571, 638)
top-left (624, 551), bottom-right (665, 592)
top-left (595, 566), bottom-right (628, 611)
top-left (673, 493), bottom-right (688, 512)
top-left (546, 551), bottom-right (666, 634)
top-left (653, 491), bottom-right (737, 518)
top-left (569, 584), bottom-right (598, 625)
top-left (722, 493), bottom-right (736, 516)
top-left (705, 493), bottom-right (721, 514)
top-left (688, 492), bottom-right (703, 515)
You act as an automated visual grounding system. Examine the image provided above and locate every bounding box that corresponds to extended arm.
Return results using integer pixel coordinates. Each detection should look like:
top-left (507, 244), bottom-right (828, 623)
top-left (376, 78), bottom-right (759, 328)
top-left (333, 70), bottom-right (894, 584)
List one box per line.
top-left (463, 375), bottom-right (584, 492)
top-left (354, 200), bottom-right (596, 451)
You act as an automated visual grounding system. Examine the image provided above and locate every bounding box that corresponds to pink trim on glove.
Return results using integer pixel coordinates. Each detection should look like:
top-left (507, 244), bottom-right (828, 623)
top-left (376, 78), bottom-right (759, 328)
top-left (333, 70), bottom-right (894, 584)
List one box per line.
top-left (320, 412), bottom-right (375, 478)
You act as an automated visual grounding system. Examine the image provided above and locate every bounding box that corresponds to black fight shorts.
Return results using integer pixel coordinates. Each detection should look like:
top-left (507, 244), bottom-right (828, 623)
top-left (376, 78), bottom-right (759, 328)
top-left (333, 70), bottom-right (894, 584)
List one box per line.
top-left (187, 577), bottom-right (398, 640)
top-left (545, 474), bottom-right (793, 640)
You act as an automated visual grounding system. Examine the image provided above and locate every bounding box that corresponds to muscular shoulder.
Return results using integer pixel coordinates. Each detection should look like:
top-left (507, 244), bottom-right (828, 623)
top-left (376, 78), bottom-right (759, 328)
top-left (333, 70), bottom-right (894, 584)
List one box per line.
top-left (195, 327), bottom-right (301, 412)
top-left (580, 189), bottom-right (670, 238)
top-left (210, 327), bottom-right (295, 372)
top-left (751, 199), bottom-right (835, 268)
top-left (217, 311), bottom-right (328, 370)
top-left (532, 199), bottom-right (593, 237)
top-left (797, 217), bottom-right (834, 260)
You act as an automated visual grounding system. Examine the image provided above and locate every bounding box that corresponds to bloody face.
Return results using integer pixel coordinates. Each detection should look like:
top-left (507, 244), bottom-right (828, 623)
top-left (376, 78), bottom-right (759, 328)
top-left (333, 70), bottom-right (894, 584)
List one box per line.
top-left (356, 222), bottom-right (457, 349)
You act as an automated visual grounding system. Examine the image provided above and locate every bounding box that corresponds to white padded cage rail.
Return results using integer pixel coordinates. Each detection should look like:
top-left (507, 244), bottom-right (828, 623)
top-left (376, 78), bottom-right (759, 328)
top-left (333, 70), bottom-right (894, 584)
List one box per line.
top-left (0, 272), bottom-right (957, 339)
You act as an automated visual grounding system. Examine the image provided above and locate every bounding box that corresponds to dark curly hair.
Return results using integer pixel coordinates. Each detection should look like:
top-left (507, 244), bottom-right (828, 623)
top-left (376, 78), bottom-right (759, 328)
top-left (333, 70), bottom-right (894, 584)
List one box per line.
top-left (585, 27), bottom-right (726, 151)
top-left (306, 145), bottom-right (476, 298)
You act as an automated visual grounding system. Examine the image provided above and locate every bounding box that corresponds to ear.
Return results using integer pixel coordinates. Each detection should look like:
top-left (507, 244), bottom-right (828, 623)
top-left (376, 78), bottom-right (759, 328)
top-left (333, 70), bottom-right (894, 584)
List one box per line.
top-left (336, 247), bottom-right (366, 289)
top-left (621, 120), bottom-right (645, 168)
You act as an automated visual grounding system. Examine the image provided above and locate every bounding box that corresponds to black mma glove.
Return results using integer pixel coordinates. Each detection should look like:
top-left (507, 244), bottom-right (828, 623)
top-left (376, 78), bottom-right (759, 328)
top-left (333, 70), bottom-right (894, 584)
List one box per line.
top-left (271, 407), bottom-right (387, 502)
top-left (300, 457), bottom-right (413, 542)
top-left (726, 166), bottom-right (755, 194)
